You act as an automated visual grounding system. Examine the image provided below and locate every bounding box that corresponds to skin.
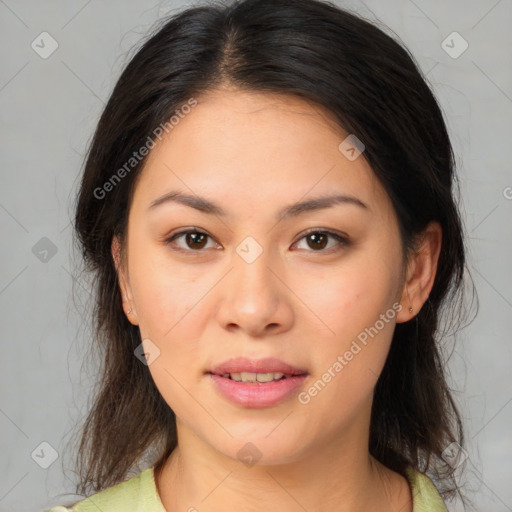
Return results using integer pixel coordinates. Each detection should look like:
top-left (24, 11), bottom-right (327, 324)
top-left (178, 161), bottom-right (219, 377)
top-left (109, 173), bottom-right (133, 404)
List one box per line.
top-left (112, 87), bottom-right (442, 512)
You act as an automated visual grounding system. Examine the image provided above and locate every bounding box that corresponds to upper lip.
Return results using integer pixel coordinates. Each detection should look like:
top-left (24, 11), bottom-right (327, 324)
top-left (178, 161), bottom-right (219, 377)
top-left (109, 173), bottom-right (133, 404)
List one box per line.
top-left (209, 357), bottom-right (308, 376)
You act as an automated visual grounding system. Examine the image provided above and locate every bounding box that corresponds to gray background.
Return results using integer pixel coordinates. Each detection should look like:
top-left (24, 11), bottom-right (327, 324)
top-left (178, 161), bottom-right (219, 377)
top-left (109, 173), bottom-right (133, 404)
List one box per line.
top-left (0, 1), bottom-right (511, 511)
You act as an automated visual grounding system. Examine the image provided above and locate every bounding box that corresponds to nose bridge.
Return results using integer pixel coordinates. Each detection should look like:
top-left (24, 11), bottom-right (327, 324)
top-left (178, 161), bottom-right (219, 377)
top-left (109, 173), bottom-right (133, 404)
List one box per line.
top-left (214, 233), bottom-right (292, 334)
top-left (232, 234), bottom-right (277, 299)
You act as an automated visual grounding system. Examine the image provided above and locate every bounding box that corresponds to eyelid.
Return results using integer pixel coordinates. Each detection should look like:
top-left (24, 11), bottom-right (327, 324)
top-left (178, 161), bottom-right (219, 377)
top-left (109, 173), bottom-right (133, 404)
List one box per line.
top-left (295, 226), bottom-right (349, 242)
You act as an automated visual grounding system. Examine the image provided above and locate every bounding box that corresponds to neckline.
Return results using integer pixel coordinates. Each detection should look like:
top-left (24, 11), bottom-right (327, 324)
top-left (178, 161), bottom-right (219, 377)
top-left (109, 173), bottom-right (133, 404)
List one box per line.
top-left (142, 466), bottom-right (168, 511)
top-left (404, 466), bottom-right (418, 511)
top-left (144, 465), bottom-right (441, 512)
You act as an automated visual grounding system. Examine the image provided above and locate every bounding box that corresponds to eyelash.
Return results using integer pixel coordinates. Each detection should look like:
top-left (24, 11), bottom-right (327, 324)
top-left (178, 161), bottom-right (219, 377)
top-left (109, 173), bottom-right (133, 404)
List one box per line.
top-left (163, 227), bottom-right (350, 254)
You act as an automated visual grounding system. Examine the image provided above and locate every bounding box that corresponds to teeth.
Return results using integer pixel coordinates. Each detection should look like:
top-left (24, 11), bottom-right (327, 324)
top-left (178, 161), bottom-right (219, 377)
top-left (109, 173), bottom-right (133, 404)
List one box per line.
top-left (225, 372), bottom-right (286, 382)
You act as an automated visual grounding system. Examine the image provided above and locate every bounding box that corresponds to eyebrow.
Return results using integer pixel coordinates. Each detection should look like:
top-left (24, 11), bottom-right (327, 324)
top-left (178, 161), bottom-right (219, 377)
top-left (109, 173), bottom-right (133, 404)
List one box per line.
top-left (147, 190), bottom-right (369, 220)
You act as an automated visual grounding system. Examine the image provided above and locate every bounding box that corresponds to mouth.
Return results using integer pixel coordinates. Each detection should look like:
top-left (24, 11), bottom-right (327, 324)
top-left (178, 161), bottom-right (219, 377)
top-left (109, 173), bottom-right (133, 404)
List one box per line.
top-left (207, 357), bottom-right (309, 408)
top-left (207, 371), bottom-right (301, 383)
top-left (208, 356), bottom-right (308, 378)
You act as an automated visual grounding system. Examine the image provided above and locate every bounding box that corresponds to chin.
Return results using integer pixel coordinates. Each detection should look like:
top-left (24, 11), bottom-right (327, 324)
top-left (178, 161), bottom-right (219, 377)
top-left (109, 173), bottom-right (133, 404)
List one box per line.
top-left (212, 432), bottom-right (306, 467)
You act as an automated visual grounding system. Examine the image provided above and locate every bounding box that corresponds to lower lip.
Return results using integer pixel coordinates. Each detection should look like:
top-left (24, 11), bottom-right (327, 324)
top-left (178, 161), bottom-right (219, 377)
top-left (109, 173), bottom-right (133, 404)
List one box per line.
top-left (208, 374), bottom-right (307, 408)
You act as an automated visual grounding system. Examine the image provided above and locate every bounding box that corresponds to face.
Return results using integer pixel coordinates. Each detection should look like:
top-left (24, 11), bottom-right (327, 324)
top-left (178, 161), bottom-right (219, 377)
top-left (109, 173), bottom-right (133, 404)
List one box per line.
top-left (113, 88), bottom-right (416, 466)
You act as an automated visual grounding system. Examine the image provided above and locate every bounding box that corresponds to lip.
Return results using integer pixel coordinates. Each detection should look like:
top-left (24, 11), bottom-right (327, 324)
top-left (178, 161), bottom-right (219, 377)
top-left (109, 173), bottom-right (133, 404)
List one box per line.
top-left (209, 357), bottom-right (308, 376)
top-left (207, 357), bottom-right (309, 408)
top-left (209, 374), bottom-right (307, 408)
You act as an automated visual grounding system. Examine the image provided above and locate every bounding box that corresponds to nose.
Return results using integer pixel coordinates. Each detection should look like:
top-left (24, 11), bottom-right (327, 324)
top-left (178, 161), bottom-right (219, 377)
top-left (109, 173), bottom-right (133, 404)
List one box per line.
top-left (215, 245), bottom-right (295, 337)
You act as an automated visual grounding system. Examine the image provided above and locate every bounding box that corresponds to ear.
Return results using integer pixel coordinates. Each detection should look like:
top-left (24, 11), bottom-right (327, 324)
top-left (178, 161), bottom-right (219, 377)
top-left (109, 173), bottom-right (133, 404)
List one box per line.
top-left (395, 221), bottom-right (442, 324)
top-left (111, 235), bottom-right (139, 325)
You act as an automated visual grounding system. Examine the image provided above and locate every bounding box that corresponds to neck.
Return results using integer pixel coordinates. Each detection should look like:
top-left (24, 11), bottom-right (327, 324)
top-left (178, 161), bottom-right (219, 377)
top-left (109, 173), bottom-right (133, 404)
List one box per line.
top-left (155, 424), bottom-right (412, 512)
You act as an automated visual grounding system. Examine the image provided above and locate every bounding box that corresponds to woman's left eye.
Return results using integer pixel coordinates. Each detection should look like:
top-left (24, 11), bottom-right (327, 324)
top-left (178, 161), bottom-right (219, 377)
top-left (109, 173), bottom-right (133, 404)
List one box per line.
top-left (164, 228), bottom-right (349, 253)
top-left (294, 230), bottom-right (349, 252)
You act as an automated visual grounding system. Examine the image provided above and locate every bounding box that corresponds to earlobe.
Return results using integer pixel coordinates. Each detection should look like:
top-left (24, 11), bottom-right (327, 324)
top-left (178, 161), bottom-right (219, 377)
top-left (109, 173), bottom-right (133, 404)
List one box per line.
top-left (396, 221), bottom-right (442, 324)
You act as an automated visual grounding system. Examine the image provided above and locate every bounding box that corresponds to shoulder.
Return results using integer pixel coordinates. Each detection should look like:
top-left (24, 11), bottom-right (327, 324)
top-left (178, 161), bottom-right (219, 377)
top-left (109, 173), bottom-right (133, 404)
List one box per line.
top-left (43, 467), bottom-right (166, 512)
top-left (404, 466), bottom-right (448, 512)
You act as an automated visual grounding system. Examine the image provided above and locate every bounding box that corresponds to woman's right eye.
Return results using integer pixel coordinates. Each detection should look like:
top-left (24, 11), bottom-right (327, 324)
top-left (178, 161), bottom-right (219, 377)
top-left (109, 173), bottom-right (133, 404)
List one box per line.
top-left (164, 229), bottom-right (220, 252)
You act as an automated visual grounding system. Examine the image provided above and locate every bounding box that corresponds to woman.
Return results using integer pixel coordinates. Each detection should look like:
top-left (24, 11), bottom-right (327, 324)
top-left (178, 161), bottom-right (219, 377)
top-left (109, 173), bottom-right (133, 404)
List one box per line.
top-left (45, 0), bottom-right (470, 510)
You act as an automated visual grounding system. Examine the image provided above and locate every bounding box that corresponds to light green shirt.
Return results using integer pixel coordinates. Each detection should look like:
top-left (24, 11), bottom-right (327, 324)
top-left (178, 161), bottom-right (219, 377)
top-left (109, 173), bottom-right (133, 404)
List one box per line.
top-left (44, 465), bottom-right (448, 511)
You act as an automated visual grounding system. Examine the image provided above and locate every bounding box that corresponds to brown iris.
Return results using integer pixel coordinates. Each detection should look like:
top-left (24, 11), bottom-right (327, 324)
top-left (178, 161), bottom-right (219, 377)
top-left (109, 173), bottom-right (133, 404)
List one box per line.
top-left (185, 232), bottom-right (208, 249)
top-left (306, 233), bottom-right (328, 250)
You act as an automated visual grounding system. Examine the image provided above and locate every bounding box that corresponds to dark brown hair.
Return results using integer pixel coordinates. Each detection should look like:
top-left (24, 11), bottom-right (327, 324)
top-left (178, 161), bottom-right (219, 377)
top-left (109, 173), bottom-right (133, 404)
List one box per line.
top-left (69, 0), bottom-right (474, 504)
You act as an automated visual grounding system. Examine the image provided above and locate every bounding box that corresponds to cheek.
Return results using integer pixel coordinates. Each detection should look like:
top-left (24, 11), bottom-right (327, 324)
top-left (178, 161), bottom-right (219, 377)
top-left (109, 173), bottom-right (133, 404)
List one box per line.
top-left (129, 245), bottom-right (208, 339)
top-left (300, 256), bottom-right (398, 339)
top-left (296, 252), bottom-right (400, 396)
top-left (129, 253), bottom-right (207, 415)
top-left (127, 245), bottom-right (215, 398)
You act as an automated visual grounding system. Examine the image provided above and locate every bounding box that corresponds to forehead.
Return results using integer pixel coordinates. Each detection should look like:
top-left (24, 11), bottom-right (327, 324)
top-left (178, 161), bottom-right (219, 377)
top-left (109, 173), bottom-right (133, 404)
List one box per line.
top-left (132, 89), bottom-right (389, 216)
